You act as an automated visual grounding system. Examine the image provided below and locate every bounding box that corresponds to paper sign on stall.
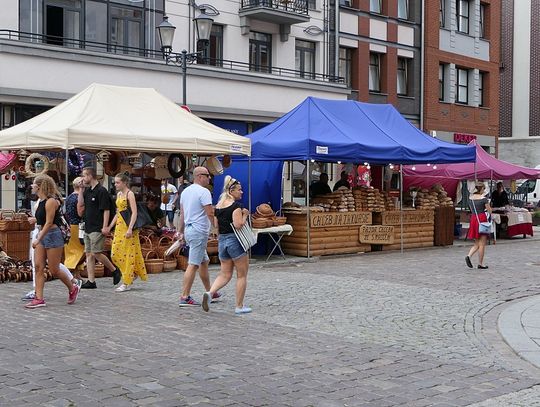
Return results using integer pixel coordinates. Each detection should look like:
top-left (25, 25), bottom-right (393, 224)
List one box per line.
top-left (359, 225), bottom-right (395, 244)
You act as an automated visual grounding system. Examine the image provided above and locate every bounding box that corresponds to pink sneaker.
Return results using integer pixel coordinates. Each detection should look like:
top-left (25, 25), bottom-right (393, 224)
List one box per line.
top-left (25, 298), bottom-right (46, 309)
top-left (67, 284), bottom-right (80, 305)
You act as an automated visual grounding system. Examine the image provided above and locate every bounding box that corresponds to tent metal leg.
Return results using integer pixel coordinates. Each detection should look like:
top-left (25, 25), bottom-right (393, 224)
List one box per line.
top-left (306, 159), bottom-right (310, 259)
top-left (65, 148), bottom-right (69, 200)
top-left (400, 166), bottom-right (404, 254)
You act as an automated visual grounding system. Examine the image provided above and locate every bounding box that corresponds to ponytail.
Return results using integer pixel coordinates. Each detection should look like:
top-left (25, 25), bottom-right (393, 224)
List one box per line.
top-left (217, 175), bottom-right (238, 206)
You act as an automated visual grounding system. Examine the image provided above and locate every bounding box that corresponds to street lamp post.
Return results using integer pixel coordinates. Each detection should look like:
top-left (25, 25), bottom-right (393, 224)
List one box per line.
top-left (157, 10), bottom-right (214, 106)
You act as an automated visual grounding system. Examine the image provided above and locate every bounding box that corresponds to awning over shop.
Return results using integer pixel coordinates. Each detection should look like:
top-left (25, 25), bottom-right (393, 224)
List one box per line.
top-left (403, 141), bottom-right (540, 180)
top-left (248, 97), bottom-right (475, 164)
top-left (0, 83), bottom-right (251, 156)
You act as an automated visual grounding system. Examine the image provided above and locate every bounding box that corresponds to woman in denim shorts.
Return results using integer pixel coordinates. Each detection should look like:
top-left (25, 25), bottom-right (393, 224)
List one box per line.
top-left (202, 176), bottom-right (252, 315)
top-left (24, 174), bottom-right (80, 309)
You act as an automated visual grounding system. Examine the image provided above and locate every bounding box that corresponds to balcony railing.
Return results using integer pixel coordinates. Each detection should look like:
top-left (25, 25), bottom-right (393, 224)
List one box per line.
top-left (240, 0), bottom-right (309, 16)
top-left (0, 30), bottom-right (344, 84)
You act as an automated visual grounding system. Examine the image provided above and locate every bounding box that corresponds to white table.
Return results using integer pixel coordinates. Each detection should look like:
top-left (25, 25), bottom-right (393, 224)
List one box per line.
top-left (252, 224), bottom-right (293, 261)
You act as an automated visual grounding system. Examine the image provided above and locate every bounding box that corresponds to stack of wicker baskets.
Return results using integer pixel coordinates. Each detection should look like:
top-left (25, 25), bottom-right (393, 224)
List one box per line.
top-left (252, 204), bottom-right (287, 228)
top-left (0, 210), bottom-right (33, 261)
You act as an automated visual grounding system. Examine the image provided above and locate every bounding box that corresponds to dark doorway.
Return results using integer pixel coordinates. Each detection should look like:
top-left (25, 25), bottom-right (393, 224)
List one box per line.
top-left (46, 5), bottom-right (64, 45)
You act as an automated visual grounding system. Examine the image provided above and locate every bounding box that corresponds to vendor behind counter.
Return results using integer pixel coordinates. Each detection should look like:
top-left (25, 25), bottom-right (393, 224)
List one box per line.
top-left (490, 182), bottom-right (509, 208)
top-left (144, 195), bottom-right (166, 229)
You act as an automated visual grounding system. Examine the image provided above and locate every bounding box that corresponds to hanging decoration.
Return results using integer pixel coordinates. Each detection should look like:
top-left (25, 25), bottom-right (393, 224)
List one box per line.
top-left (68, 151), bottom-right (85, 176)
top-left (96, 150), bottom-right (111, 163)
top-left (0, 152), bottom-right (16, 175)
top-left (24, 153), bottom-right (49, 178)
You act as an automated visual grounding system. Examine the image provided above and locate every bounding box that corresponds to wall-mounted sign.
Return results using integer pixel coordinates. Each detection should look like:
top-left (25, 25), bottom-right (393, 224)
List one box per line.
top-left (359, 225), bottom-right (395, 244)
top-left (316, 146), bottom-right (329, 154)
top-left (310, 211), bottom-right (372, 228)
top-left (453, 133), bottom-right (477, 144)
top-left (381, 210), bottom-right (434, 225)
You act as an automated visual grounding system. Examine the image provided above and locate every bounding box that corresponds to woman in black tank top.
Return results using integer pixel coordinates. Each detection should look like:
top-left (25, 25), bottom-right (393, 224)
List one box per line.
top-left (25, 174), bottom-right (80, 309)
top-left (201, 175), bottom-right (252, 315)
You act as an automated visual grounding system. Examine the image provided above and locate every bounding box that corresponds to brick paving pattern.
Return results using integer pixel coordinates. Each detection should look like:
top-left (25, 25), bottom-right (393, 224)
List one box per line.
top-left (2, 239), bottom-right (540, 406)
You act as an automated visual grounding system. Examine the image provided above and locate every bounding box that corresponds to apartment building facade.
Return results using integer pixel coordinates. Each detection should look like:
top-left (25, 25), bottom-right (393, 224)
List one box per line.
top-left (0, 0), bottom-right (349, 208)
top-left (498, 0), bottom-right (540, 167)
top-left (424, 0), bottom-right (500, 154)
top-left (337, 0), bottom-right (422, 125)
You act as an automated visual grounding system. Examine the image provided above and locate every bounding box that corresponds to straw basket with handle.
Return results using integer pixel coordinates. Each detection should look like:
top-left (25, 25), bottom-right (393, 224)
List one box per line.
top-left (144, 250), bottom-right (163, 274)
top-left (163, 255), bottom-right (177, 272)
top-left (140, 235), bottom-right (154, 258)
top-left (80, 262), bottom-right (105, 278)
top-left (0, 210), bottom-right (18, 231)
top-left (155, 235), bottom-right (174, 258)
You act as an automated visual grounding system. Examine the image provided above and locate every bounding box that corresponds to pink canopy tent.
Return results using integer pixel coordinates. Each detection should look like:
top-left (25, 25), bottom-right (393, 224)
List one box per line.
top-left (403, 141), bottom-right (540, 199)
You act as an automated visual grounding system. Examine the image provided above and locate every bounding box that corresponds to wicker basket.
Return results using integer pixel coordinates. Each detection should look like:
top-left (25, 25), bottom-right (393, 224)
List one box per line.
top-left (144, 250), bottom-right (163, 274)
top-left (0, 210), bottom-right (18, 231)
top-left (14, 212), bottom-right (33, 231)
top-left (207, 238), bottom-right (218, 255)
top-left (163, 255), bottom-right (177, 272)
top-left (273, 216), bottom-right (287, 226)
top-left (140, 235), bottom-right (154, 258)
top-left (176, 255), bottom-right (188, 271)
top-left (80, 262), bottom-right (105, 278)
top-left (103, 236), bottom-right (113, 252)
top-left (155, 235), bottom-right (173, 258)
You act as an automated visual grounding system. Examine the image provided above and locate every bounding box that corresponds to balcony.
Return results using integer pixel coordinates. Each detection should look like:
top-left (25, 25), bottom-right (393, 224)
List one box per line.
top-left (239, 0), bottom-right (310, 41)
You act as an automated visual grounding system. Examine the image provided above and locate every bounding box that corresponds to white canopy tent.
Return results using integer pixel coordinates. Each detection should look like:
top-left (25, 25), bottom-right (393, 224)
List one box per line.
top-left (0, 83), bottom-right (251, 156)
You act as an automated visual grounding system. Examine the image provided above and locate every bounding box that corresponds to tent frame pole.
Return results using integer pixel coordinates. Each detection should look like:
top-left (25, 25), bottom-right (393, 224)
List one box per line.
top-left (64, 148), bottom-right (69, 201)
top-left (248, 156), bottom-right (252, 258)
top-left (306, 159), bottom-right (310, 259)
top-left (400, 166), bottom-right (404, 254)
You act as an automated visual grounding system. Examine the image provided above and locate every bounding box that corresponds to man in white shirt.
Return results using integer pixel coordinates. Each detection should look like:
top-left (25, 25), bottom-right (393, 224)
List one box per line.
top-left (160, 179), bottom-right (179, 229)
top-left (177, 166), bottom-right (216, 306)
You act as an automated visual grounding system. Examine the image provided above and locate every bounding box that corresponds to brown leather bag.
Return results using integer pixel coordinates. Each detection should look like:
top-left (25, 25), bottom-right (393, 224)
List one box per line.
top-left (162, 193), bottom-right (170, 205)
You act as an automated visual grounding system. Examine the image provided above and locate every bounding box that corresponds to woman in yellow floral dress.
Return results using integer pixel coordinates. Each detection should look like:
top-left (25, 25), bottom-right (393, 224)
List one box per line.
top-left (108, 173), bottom-right (147, 292)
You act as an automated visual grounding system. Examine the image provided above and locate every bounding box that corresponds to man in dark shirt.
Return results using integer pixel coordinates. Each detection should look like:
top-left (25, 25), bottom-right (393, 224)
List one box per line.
top-left (491, 182), bottom-right (509, 208)
top-left (145, 196), bottom-right (165, 229)
top-left (333, 171), bottom-right (350, 191)
top-left (310, 173), bottom-right (332, 199)
top-left (77, 167), bottom-right (120, 288)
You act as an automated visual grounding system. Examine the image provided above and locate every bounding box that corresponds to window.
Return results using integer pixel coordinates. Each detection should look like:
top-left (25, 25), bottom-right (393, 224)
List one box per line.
top-left (370, 0), bottom-right (381, 13)
top-left (295, 40), bottom-right (316, 79)
top-left (197, 25), bottom-right (223, 66)
top-left (45, 0), bottom-right (82, 47)
top-left (339, 0), bottom-right (351, 7)
top-left (249, 32), bottom-right (272, 73)
top-left (308, 0), bottom-right (317, 9)
top-left (439, 0), bottom-right (445, 27)
top-left (338, 47), bottom-right (352, 86)
top-left (369, 53), bottom-right (381, 92)
top-left (479, 3), bottom-right (486, 38)
top-left (398, 0), bottom-right (408, 19)
top-left (110, 6), bottom-right (144, 55)
top-left (456, 67), bottom-right (469, 104)
top-left (479, 71), bottom-right (486, 107)
top-left (21, 0), bottom-right (165, 53)
top-left (456, 0), bottom-right (469, 34)
top-left (439, 64), bottom-right (446, 101)
top-left (397, 57), bottom-right (409, 95)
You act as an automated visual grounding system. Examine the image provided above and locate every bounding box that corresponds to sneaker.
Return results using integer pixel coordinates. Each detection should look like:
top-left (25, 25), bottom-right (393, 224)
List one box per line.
top-left (178, 296), bottom-right (200, 307)
top-left (478, 265), bottom-right (489, 269)
top-left (235, 306), bottom-right (252, 315)
top-left (75, 279), bottom-right (83, 290)
top-left (112, 267), bottom-right (121, 286)
top-left (211, 292), bottom-right (223, 303)
top-left (21, 290), bottom-right (36, 301)
top-left (25, 298), bottom-right (46, 309)
top-left (202, 291), bottom-right (211, 312)
top-left (81, 280), bottom-right (97, 289)
top-left (115, 284), bottom-right (131, 292)
top-left (465, 256), bottom-right (473, 269)
top-left (67, 284), bottom-right (80, 305)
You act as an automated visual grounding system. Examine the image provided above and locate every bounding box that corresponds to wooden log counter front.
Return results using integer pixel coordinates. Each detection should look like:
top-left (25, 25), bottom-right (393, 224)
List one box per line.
top-left (372, 210), bottom-right (435, 251)
top-left (281, 211), bottom-right (372, 257)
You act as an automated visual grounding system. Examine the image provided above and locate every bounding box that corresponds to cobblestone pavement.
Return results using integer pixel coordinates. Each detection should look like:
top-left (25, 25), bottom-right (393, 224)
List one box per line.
top-left (2, 238), bottom-right (540, 406)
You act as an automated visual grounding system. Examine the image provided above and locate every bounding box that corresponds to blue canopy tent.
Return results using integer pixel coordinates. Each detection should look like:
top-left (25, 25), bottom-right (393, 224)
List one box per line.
top-left (246, 97), bottom-right (477, 256)
top-left (249, 97), bottom-right (476, 164)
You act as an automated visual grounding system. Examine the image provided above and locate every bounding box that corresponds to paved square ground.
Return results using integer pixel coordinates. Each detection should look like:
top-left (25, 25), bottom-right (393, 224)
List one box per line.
top-left (2, 239), bottom-right (540, 406)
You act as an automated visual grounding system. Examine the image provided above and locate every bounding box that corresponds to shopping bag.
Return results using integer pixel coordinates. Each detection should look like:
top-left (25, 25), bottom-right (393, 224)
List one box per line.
top-left (231, 217), bottom-right (257, 252)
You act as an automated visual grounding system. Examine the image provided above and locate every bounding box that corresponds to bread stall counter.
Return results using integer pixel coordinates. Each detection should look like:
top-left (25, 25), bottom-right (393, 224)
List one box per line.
top-left (372, 209), bottom-right (435, 251)
top-left (281, 208), bottom-right (372, 257)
